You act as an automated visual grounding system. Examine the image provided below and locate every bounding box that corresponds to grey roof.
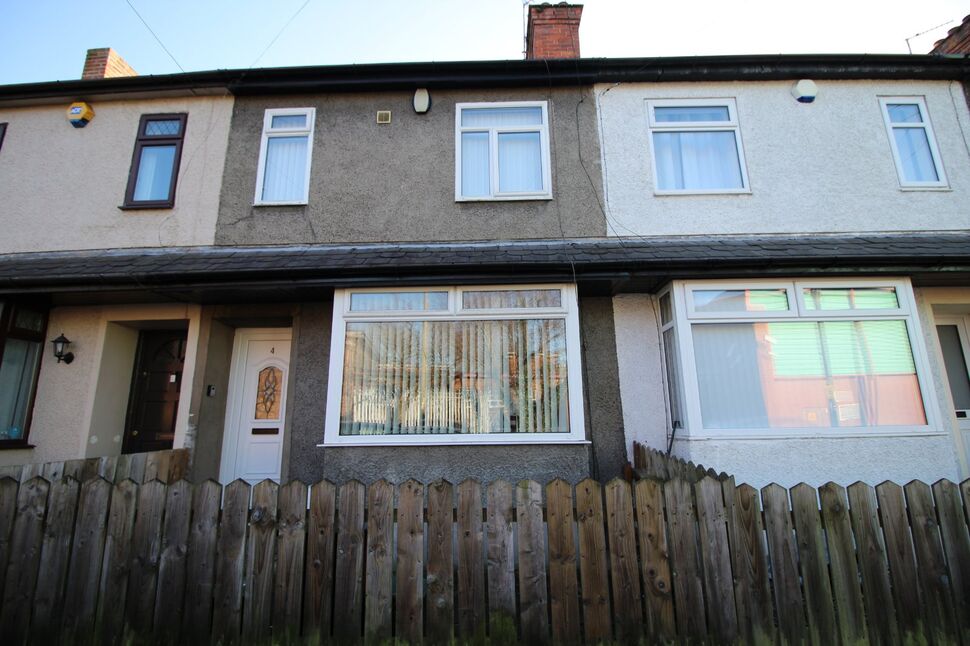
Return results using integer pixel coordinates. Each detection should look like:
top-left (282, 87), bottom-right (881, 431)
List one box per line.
top-left (1, 233), bottom-right (968, 297)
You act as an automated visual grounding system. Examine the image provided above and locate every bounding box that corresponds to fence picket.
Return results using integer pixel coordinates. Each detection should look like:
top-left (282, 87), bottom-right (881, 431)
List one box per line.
top-left (762, 483), bottom-right (806, 646)
top-left (605, 478), bottom-right (642, 643)
top-left (211, 479), bottom-right (250, 645)
top-left (664, 478), bottom-right (705, 640)
top-left (932, 479), bottom-right (970, 643)
top-left (0, 477), bottom-right (17, 604)
top-left (487, 480), bottom-right (516, 638)
top-left (181, 480), bottom-right (222, 645)
top-left (333, 480), bottom-right (366, 641)
top-left (818, 482), bottom-right (867, 645)
top-left (790, 483), bottom-right (836, 646)
top-left (364, 479), bottom-right (394, 642)
top-left (96, 479), bottom-right (139, 646)
top-left (427, 479), bottom-right (455, 644)
top-left (847, 482), bottom-right (899, 646)
top-left (457, 478), bottom-right (486, 639)
top-left (905, 480), bottom-right (957, 643)
top-left (694, 477), bottom-right (737, 642)
top-left (303, 480), bottom-right (336, 641)
top-left (577, 478), bottom-right (612, 643)
top-left (634, 478), bottom-right (675, 640)
top-left (0, 477), bottom-right (49, 646)
top-left (722, 480), bottom-right (773, 644)
top-left (242, 479), bottom-right (278, 641)
top-left (61, 478), bottom-right (112, 645)
top-left (273, 480), bottom-right (307, 642)
top-left (30, 476), bottom-right (80, 644)
top-left (875, 481), bottom-right (923, 640)
top-left (152, 479), bottom-right (193, 645)
top-left (126, 479), bottom-right (167, 636)
top-left (546, 479), bottom-right (580, 645)
top-left (517, 480), bottom-right (549, 644)
top-left (397, 479), bottom-right (425, 643)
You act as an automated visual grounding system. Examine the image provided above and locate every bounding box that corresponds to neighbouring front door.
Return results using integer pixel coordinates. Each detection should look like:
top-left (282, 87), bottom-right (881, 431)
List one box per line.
top-left (937, 317), bottom-right (970, 469)
top-left (122, 329), bottom-right (187, 454)
top-left (220, 329), bottom-right (291, 483)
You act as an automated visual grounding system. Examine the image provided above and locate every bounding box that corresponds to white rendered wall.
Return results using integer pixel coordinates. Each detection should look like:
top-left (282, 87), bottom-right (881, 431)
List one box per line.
top-left (0, 303), bottom-right (201, 467)
top-left (614, 289), bottom-right (964, 488)
top-left (596, 80), bottom-right (970, 236)
top-left (0, 95), bottom-right (233, 253)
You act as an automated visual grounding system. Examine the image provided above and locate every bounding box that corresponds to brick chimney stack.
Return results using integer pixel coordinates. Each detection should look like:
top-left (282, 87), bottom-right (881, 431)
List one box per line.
top-left (526, 3), bottom-right (583, 60)
top-left (81, 48), bottom-right (137, 80)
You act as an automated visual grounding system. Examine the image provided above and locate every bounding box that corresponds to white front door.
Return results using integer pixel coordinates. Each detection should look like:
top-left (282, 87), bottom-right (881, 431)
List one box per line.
top-left (220, 329), bottom-right (292, 483)
top-left (936, 317), bottom-right (970, 470)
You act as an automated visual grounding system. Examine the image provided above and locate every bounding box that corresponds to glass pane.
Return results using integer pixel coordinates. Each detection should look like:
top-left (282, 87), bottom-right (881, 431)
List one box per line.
top-left (937, 325), bottom-right (970, 410)
top-left (254, 366), bottom-right (283, 420)
top-left (803, 287), bottom-right (899, 311)
top-left (132, 145), bottom-right (176, 201)
top-left (461, 132), bottom-right (490, 197)
top-left (893, 127), bottom-right (939, 182)
top-left (692, 320), bottom-right (925, 429)
top-left (653, 131), bottom-right (743, 190)
top-left (271, 114), bottom-right (307, 129)
top-left (144, 119), bottom-right (181, 136)
top-left (461, 106), bottom-right (543, 127)
top-left (0, 338), bottom-right (41, 440)
top-left (663, 327), bottom-right (683, 426)
top-left (655, 106), bottom-right (730, 122)
top-left (887, 103), bottom-right (923, 124)
top-left (261, 135), bottom-right (308, 202)
top-left (498, 132), bottom-right (543, 193)
top-left (350, 292), bottom-right (449, 312)
top-left (462, 289), bottom-right (562, 309)
top-left (659, 293), bottom-right (672, 325)
top-left (12, 308), bottom-right (44, 333)
top-left (693, 289), bottom-right (789, 313)
top-left (339, 319), bottom-right (569, 435)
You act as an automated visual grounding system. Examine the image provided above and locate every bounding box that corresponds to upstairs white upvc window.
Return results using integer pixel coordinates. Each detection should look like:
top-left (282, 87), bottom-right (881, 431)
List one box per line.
top-left (880, 97), bottom-right (947, 189)
top-left (324, 285), bottom-right (585, 445)
top-left (455, 102), bottom-right (552, 201)
top-left (646, 98), bottom-right (749, 194)
top-left (254, 108), bottom-right (315, 205)
top-left (663, 278), bottom-right (938, 439)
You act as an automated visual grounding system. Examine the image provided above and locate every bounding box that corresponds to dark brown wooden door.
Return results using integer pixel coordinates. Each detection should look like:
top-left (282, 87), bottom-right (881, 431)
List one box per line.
top-left (122, 330), bottom-right (187, 454)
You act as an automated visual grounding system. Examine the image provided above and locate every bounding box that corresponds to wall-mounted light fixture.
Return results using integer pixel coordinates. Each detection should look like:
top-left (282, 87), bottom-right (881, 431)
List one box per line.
top-left (51, 333), bottom-right (74, 364)
top-left (413, 88), bottom-right (431, 114)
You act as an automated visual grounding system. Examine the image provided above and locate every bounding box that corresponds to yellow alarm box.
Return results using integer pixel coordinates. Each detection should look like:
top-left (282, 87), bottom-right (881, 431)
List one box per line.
top-left (67, 102), bottom-right (94, 128)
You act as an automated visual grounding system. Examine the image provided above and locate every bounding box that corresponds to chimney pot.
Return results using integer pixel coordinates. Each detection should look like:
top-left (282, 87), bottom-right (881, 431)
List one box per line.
top-left (526, 3), bottom-right (583, 60)
top-left (82, 48), bottom-right (137, 80)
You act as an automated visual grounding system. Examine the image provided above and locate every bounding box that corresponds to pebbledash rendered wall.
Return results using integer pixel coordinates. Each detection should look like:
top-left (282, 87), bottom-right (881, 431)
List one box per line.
top-left (600, 79), bottom-right (970, 487)
top-left (0, 96), bottom-right (233, 253)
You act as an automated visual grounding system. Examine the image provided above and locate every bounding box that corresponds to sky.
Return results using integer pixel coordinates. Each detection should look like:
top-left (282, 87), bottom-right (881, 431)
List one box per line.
top-left (0, 0), bottom-right (966, 85)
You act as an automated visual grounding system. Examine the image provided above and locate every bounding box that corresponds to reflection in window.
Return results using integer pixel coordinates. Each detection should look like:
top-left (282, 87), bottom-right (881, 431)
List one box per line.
top-left (462, 289), bottom-right (562, 310)
top-left (0, 339), bottom-right (42, 440)
top-left (693, 289), bottom-right (789, 313)
top-left (254, 366), bottom-right (283, 420)
top-left (803, 287), bottom-right (898, 311)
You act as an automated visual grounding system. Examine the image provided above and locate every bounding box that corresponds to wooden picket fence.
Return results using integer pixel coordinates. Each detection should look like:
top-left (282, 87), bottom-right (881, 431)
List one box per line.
top-left (1, 473), bottom-right (970, 644)
top-left (632, 440), bottom-right (732, 482)
top-left (0, 448), bottom-right (189, 484)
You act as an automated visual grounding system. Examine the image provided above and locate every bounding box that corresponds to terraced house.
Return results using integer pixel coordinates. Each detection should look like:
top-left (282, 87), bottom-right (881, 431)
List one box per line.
top-left (1, 4), bottom-right (969, 487)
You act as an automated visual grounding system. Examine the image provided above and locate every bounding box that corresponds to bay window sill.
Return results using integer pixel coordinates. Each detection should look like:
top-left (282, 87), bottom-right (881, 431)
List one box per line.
top-left (673, 428), bottom-right (947, 441)
top-left (318, 439), bottom-right (591, 447)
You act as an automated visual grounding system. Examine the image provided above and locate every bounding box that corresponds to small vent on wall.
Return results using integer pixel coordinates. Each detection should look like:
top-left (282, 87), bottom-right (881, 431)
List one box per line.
top-left (376, 110), bottom-right (391, 124)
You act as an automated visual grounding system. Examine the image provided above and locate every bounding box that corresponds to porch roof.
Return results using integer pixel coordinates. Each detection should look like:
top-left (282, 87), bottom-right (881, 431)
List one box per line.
top-left (1, 232), bottom-right (968, 303)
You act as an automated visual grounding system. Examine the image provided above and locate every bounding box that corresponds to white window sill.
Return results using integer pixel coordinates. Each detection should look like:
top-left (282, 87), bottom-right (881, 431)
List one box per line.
top-left (673, 428), bottom-right (947, 441)
top-left (654, 189), bottom-right (752, 196)
top-left (317, 439), bottom-right (591, 447)
top-left (456, 195), bottom-right (553, 202)
top-left (898, 185), bottom-right (951, 192)
top-left (253, 201), bottom-right (308, 207)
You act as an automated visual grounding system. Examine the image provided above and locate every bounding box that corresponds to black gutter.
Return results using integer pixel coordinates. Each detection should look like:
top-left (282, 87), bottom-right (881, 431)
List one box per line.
top-left (1, 54), bottom-right (967, 103)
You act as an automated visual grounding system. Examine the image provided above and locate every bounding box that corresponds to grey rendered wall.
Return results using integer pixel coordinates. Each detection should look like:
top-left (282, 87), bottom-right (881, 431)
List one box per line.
top-left (216, 87), bottom-right (605, 245)
top-left (284, 296), bottom-right (629, 485)
top-left (190, 318), bottom-right (234, 482)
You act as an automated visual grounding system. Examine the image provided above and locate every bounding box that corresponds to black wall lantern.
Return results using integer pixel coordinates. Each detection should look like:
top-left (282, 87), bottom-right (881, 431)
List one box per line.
top-left (51, 333), bottom-right (74, 364)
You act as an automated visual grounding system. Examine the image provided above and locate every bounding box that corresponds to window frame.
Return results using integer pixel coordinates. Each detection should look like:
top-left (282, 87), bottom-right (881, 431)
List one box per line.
top-left (122, 113), bottom-right (188, 209)
top-left (668, 277), bottom-right (941, 440)
top-left (645, 98), bottom-right (751, 195)
top-left (454, 101), bottom-right (553, 202)
top-left (879, 96), bottom-right (948, 190)
top-left (254, 107), bottom-right (316, 206)
top-left (0, 301), bottom-right (48, 450)
top-left (0, 123), bottom-right (7, 152)
top-left (323, 284), bottom-right (587, 446)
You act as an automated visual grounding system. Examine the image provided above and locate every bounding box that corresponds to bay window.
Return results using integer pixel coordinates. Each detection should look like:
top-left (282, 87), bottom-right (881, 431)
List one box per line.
top-left (324, 285), bottom-right (585, 445)
top-left (664, 279), bottom-right (935, 437)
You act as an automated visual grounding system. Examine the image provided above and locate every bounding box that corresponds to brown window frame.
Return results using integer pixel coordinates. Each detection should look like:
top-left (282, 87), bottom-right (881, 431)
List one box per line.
top-left (0, 123), bottom-right (7, 151)
top-left (122, 113), bottom-right (187, 209)
top-left (0, 301), bottom-right (49, 450)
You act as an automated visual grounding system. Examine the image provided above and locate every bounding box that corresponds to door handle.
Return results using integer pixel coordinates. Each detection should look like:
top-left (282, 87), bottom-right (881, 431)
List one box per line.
top-left (131, 430), bottom-right (140, 436)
